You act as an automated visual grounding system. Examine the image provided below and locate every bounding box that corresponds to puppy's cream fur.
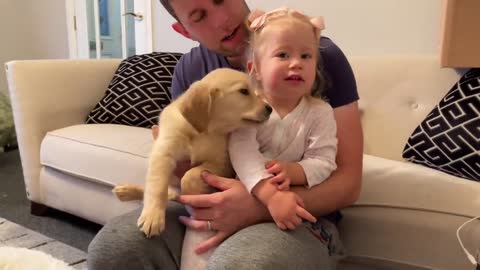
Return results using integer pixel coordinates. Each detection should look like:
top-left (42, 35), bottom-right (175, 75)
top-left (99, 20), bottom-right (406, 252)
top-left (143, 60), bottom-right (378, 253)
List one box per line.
top-left (113, 68), bottom-right (271, 237)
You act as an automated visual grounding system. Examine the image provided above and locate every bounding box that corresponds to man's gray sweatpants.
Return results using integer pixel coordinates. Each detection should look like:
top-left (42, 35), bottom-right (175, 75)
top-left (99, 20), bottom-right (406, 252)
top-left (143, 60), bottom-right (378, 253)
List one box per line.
top-left (87, 202), bottom-right (343, 270)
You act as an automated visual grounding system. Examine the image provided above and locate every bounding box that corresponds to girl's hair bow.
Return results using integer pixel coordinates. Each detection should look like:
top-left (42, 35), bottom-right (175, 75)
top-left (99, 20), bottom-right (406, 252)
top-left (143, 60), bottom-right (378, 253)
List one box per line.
top-left (247, 7), bottom-right (325, 38)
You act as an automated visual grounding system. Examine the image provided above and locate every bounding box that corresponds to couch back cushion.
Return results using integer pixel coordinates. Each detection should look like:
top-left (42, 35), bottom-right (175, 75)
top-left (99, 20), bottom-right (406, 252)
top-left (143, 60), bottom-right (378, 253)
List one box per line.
top-left (348, 56), bottom-right (461, 161)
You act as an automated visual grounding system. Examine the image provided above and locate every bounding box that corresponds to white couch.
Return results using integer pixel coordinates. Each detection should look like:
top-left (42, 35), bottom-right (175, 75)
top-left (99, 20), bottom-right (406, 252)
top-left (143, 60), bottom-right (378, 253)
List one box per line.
top-left (5, 56), bottom-right (479, 270)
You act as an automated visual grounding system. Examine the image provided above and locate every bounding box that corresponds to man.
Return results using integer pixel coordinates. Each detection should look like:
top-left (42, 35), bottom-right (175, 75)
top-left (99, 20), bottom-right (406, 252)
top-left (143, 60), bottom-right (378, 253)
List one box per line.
top-left (88, 1), bottom-right (363, 269)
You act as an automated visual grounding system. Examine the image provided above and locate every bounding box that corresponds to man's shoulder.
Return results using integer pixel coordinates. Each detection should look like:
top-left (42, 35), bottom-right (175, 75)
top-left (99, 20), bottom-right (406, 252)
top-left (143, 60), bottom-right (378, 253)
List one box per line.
top-left (171, 45), bottom-right (229, 98)
top-left (319, 36), bottom-right (342, 59)
top-left (177, 46), bottom-right (203, 68)
top-left (317, 36), bottom-right (359, 108)
top-left (177, 45), bottom-right (222, 68)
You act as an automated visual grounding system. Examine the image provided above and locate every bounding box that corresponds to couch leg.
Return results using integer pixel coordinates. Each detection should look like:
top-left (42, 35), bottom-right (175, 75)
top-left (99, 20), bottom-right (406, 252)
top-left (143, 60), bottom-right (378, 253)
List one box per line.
top-left (30, 201), bottom-right (49, 216)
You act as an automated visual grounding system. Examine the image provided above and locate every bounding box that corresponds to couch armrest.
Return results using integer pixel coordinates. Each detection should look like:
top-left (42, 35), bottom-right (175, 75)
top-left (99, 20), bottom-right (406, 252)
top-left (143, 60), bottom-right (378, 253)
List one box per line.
top-left (5, 59), bottom-right (121, 202)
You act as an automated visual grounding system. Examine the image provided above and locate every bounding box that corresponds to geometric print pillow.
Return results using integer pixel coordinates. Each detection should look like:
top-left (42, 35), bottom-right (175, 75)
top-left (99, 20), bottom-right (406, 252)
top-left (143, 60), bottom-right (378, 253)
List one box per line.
top-left (86, 52), bottom-right (183, 128)
top-left (402, 68), bottom-right (480, 181)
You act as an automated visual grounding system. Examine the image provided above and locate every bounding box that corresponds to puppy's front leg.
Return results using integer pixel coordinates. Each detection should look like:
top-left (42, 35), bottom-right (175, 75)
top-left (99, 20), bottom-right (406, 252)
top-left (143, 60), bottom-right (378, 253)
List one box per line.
top-left (137, 152), bottom-right (176, 237)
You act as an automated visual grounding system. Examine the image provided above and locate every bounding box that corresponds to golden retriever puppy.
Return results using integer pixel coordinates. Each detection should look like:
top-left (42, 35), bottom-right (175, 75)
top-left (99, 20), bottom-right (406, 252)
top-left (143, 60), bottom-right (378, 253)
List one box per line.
top-left (113, 68), bottom-right (271, 237)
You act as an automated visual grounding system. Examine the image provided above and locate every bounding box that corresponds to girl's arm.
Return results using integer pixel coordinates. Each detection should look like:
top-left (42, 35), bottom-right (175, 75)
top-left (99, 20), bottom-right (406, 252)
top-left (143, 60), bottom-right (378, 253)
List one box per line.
top-left (229, 127), bottom-right (272, 193)
top-left (230, 128), bottom-right (283, 209)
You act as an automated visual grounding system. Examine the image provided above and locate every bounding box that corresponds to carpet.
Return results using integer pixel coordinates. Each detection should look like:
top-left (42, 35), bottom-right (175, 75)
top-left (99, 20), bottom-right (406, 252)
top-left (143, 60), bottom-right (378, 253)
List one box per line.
top-left (0, 149), bottom-right (101, 253)
top-left (0, 217), bottom-right (87, 269)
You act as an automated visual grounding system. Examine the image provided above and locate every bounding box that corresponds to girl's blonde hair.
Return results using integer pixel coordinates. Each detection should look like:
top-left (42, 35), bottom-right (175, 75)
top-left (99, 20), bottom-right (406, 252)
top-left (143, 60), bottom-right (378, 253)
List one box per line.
top-left (245, 8), bottom-right (328, 98)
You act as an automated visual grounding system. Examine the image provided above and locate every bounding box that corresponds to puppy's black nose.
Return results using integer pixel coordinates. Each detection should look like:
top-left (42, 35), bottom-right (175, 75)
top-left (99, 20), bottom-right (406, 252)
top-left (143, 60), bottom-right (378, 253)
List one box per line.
top-left (265, 105), bottom-right (273, 114)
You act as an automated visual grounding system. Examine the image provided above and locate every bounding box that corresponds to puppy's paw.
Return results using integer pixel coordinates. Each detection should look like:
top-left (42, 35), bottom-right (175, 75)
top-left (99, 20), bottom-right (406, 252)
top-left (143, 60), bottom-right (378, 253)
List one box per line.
top-left (112, 185), bottom-right (143, 201)
top-left (137, 207), bottom-right (166, 237)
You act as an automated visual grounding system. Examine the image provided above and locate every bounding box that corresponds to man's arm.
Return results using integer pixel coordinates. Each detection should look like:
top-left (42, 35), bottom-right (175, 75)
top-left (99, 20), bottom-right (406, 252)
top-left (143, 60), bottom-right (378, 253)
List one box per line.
top-left (169, 47), bottom-right (206, 99)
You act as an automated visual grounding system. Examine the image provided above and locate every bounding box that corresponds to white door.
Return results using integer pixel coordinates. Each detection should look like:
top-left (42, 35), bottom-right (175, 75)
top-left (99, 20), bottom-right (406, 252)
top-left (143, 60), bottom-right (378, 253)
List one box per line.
top-left (66, 0), bottom-right (153, 59)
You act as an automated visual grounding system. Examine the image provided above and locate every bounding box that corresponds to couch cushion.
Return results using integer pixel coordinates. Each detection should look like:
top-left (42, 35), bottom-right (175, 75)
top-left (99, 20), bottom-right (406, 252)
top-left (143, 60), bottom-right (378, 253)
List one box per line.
top-left (359, 154), bottom-right (480, 216)
top-left (344, 154), bottom-right (480, 270)
top-left (402, 68), bottom-right (480, 181)
top-left (85, 52), bottom-right (183, 128)
top-left (40, 124), bottom-right (152, 187)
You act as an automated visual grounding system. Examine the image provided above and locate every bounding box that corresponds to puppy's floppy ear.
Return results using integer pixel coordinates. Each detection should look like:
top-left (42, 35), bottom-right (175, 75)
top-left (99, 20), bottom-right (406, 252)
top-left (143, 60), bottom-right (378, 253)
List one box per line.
top-left (180, 81), bottom-right (217, 132)
top-left (254, 89), bottom-right (268, 103)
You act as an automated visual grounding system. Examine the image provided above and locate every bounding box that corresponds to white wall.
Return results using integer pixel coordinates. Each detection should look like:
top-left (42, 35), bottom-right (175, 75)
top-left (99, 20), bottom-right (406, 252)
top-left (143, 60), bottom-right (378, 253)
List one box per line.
top-left (26, 1), bottom-right (69, 59)
top-left (0, 0), bottom-right (32, 96)
top-left (0, 0), bottom-right (68, 96)
top-left (152, 0), bottom-right (442, 56)
top-left (0, 0), bottom-right (444, 97)
top-left (152, 0), bottom-right (198, 53)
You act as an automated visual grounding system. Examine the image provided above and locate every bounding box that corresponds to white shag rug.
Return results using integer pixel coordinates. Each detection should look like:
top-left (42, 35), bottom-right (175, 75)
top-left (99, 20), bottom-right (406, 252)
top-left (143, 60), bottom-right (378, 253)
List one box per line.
top-left (0, 246), bottom-right (74, 270)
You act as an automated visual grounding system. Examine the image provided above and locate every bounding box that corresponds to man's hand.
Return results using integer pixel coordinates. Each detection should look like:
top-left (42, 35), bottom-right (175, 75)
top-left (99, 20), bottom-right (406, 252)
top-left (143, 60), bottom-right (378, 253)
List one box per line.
top-left (178, 171), bottom-right (270, 254)
top-left (152, 125), bottom-right (159, 140)
top-left (266, 191), bottom-right (317, 230)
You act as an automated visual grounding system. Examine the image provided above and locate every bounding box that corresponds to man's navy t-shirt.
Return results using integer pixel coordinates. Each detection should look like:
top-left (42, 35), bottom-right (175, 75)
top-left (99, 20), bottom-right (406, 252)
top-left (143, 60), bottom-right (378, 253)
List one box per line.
top-left (170, 36), bottom-right (358, 108)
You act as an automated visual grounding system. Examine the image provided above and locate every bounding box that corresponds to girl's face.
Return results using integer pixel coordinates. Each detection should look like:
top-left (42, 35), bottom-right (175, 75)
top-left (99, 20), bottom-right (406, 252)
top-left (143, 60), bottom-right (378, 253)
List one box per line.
top-left (251, 19), bottom-right (317, 109)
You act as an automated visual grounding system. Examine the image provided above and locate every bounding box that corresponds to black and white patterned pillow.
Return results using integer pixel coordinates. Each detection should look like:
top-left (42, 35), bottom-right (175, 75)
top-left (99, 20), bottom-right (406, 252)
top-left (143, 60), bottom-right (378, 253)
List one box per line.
top-left (402, 68), bottom-right (480, 181)
top-left (86, 52), bottom-right (183, 128)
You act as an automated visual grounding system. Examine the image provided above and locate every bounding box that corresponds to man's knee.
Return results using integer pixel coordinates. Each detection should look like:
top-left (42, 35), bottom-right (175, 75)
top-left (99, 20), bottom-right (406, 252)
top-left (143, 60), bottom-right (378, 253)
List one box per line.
top-left (207, 223), bottom-right (287, 270)
top-left (208, 249), bottom-right (282, 270)
top-left (87, 229), bottom-right (119, 269)
top-left (87, 204), bottom-right (188, 270)
top-left (87, 210), bottom-right (146, 269)
top-left (207, 223), bottom-right (332, 270)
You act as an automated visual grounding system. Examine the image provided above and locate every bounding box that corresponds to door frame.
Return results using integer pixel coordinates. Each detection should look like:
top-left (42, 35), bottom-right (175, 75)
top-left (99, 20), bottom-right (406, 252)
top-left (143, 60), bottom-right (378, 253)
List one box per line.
top-left (65, 0), bottom-right (153, 59)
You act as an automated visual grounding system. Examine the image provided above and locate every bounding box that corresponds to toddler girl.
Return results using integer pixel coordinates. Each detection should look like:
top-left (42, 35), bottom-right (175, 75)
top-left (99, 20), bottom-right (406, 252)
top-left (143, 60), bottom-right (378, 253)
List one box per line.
top-left (230, 7), bottom-right (338, 230)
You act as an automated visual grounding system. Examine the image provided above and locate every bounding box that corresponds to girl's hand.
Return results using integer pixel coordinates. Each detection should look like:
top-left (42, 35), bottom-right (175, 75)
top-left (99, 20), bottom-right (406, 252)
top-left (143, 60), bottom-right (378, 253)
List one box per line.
top-left (265, 160), bottom-right (291, 190)
top-left (178, 172), bottom-right (269, 254)
top-left (266, 191), bottom-right (317, 230)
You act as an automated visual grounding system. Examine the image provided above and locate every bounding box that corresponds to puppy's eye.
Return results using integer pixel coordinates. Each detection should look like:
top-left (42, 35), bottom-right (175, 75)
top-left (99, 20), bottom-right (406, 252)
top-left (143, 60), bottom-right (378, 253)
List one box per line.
top-left (239, 88), bottom-right (249, 96)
